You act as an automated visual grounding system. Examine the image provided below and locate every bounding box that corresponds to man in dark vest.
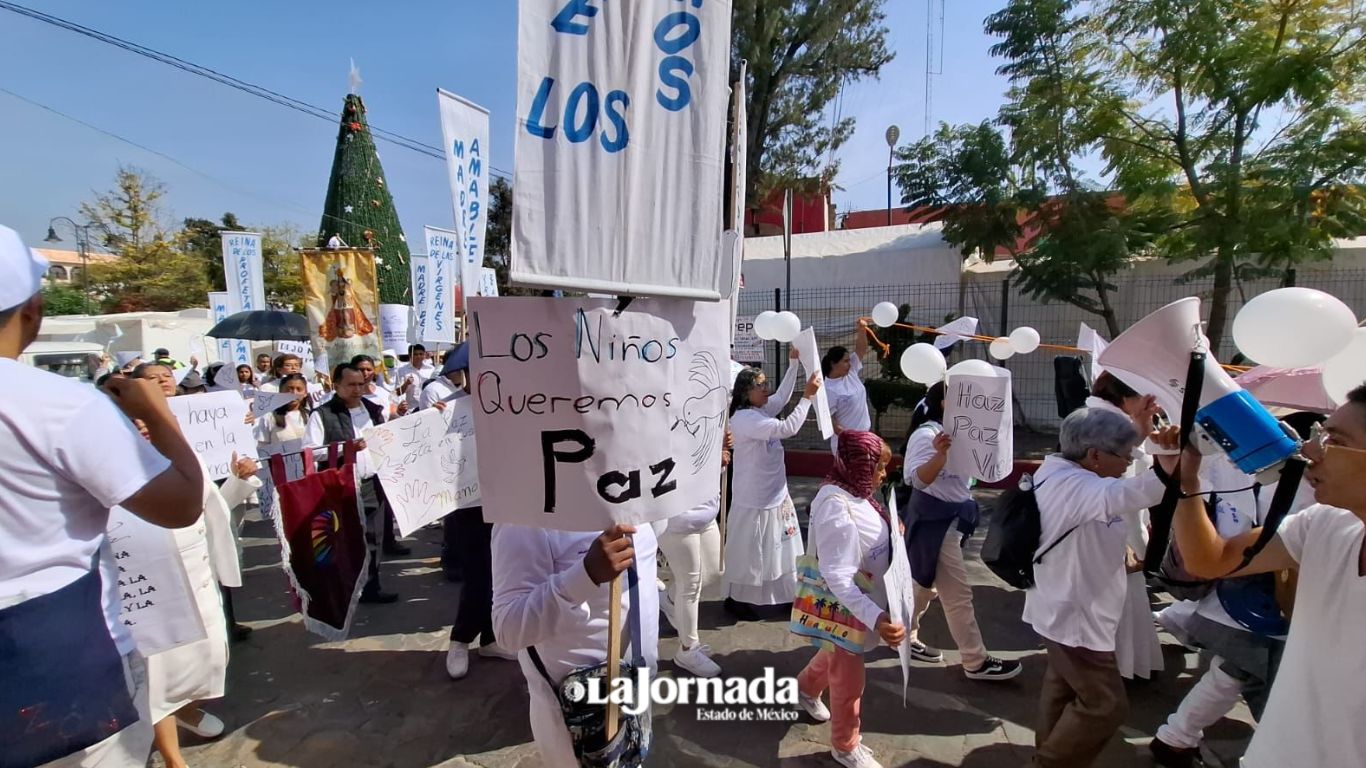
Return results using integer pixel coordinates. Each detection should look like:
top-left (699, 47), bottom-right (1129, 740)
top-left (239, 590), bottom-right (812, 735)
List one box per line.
top-left (306, 362), bottom-right (398, 603)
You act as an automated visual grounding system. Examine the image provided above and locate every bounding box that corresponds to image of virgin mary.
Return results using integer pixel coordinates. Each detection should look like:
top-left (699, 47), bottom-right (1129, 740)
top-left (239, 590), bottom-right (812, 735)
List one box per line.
top-left (319, 265), bottom-right (375, 341)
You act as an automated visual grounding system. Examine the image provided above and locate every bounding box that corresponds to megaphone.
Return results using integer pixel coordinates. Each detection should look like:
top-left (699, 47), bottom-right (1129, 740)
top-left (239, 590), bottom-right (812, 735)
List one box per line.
top-left (1099, 297), bottom-right (1299, 475)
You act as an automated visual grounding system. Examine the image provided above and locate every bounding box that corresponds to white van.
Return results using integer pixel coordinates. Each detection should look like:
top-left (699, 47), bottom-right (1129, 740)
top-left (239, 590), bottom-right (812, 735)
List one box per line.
top-left (18, 341), bottom-right (106, 382)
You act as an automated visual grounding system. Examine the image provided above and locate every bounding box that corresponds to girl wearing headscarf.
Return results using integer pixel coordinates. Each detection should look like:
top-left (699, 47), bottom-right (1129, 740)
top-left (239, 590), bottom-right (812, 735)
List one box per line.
top-left (723, 350), bottom-right (820, 619)
top-left (901, 382), bottom-right (1022, 681)
top-left (796, 430), bottom-right (905, 768)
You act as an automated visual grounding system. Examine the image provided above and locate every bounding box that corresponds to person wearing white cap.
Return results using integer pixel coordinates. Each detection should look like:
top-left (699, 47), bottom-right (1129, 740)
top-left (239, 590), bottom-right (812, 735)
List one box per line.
top-left (0, 224), bottom-right (205, 767)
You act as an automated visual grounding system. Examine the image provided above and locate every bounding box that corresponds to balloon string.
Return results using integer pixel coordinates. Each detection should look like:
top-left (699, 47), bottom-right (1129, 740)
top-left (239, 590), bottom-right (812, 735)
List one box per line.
top-left (857, 316), bottom-right (1251, 373)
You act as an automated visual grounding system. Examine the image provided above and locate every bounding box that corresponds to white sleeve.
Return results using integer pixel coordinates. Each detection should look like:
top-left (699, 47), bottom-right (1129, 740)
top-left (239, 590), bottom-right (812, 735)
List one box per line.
top-left (219, 473), bottom-right (263, 510)
top-left (1275, 504), bottom-right (1320, 565)
top-left (491, 526), bottom-right (605, 652)
top-left (418, 383), bottom-right (439, 411)
top-left (812, 497), bottom-right (884, 631)
top-left (760, 362), bottom-right (801, 417)
top-left (903, 426), bottom-right (941, 488)
top-left (850, 354), bottom-right (864, 377)
top-left (732, 399), bottom-right (812, 443)
top-left (1042, 468), bottom-right (1167, 528)
top-left (57, 395), bottom-right (171, 509)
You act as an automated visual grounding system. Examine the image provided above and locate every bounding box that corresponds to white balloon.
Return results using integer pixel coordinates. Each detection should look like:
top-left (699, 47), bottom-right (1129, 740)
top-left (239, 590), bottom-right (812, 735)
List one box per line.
top-left (772, 311), bottom-right (802, 343)
top-left (948, 359), bottom-right (998, 378)
top-left (1009, 326), bottom-right (1041, 354)
top-left (754, 310), bottom-right (778, 340)
top-left (989, 337), bottom-right (1016, 360)
top-left (900, 343), bottom-right (947, 384)
top-left (1233, 287), bottom-right (1358, 369)
top-left (871, 302), bottom-right (899, 328)
top-left (1322, 327), bottom-right (1366, 405)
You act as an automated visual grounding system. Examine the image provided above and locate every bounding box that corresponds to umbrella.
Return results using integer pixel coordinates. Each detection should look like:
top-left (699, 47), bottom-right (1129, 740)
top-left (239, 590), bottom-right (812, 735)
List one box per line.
top-left (206, 310), bottom-right (311, 342)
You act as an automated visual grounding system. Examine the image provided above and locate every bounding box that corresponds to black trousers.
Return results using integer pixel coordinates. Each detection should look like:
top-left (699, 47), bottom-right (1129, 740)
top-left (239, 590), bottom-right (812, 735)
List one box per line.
top-left (360, 478), bottom-right (385, 593)
top-left (447, 507), bottom-right (494, 645)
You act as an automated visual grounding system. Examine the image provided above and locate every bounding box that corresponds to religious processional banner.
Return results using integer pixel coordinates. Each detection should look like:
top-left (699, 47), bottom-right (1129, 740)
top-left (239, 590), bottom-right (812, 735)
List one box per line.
top-left (301, 248), bottom-right (383, 368)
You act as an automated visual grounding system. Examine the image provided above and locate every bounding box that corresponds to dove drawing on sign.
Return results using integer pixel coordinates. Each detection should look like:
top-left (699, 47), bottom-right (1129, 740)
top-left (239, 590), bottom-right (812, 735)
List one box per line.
top-left (672, 350), bottom-right (728, 473)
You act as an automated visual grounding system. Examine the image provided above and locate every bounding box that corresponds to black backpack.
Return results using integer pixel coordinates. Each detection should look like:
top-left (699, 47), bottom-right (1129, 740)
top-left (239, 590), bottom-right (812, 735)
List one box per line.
top-left (981, 476), bottom-right (1077, 589)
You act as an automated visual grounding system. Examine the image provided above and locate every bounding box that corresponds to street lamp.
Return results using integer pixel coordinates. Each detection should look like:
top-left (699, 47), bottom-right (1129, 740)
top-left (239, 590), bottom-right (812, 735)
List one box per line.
top-left (885, 125), bottom-right (901, 226)
top-left (44, 216), bottom-right (95, 315)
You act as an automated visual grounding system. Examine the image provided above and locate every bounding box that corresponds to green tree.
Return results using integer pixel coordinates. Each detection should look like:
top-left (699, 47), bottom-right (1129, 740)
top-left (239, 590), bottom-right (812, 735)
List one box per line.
top-left (41, 283), bottom-right (89, 316)
top-left (178, 213), bottom-right (244, 291)
top-left (479, 177), bottom-right (540, 297)
top-left (1078, 0), bottom-right (1366, 347)
top-left (317, 94), bottom-right (413, 304)
top-left (262, 225), bottom-right (309, 312)
top-left (80, 167), bottom-right (210, 312)
top-left (733, 0), bottom-right (894, 226)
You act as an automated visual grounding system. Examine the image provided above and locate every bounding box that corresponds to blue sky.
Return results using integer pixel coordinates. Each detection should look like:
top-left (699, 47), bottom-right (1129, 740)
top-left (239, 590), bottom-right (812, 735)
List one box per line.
top-left (0, 0), bottom-right (1015, 251)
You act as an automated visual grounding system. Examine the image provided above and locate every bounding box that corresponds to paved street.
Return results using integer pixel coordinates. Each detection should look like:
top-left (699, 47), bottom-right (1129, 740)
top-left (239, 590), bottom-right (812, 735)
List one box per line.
top-left (181, 480), bottom-right (1256, 768)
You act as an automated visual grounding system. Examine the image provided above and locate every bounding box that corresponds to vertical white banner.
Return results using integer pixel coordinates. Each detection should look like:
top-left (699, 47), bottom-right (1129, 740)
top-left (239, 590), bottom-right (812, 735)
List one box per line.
top-left (207, 291), bottom-right (235, 364)
top-left (221, 232), bottom-right (264, 366)
top-left (943, 368), bottom-right (1015, 483)
top-left (379, 304), bottom-right (411, 351)
top-left (511, 0), bottom-right (732, 299)
top-left (437, 89), bottom-right (491, 299)
top-left (423, 227), bottom-right (458, 344)
top-left (410, 253), bottom-right (431, 344)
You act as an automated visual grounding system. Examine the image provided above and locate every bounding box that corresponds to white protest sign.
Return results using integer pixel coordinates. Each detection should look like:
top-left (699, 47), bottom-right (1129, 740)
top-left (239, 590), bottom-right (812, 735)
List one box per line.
top-left (252, 390), bottom-right (304, 419)
top-left (934, 316), bottom-right (979, 350)
top-left (1078, 322), bottom-right (1108, 383)
top-left (307, 382), bottom-right (331, 409)
top-left (732, 314), bottom-right (763, 363)
top-left (469, 296), bottom-right (729, 531)
top-left (512, 0), bottom-right (732, 299)
top-left (221, 232), bottom-right (263, 366)
top-left (943, 368), bottom-right (1014, 482)
top-left (793, 327), bottom-right (833, 439)
top-left (207, 291), bottom-right (235, 364)
top-left (106, 508), bottom-right (206, 655)
top-left (884, 490), bottom-right (916, 704)
top-left (478, 267), bottom-right (499, 298)
top-left (366, 399), bottom-right (480, 537)
top-left (275, 340), bottom-right (312, 360)
top-left (379, 304), bottom-right (411, 351)
top-left (187, 337), bottom-right (206, 366)
top-left (424, 226), bottom-right (458, 343)
top-left (438, 89), bottom-right (490, 300)
top-left (168, 391), bottom-right (255, 480)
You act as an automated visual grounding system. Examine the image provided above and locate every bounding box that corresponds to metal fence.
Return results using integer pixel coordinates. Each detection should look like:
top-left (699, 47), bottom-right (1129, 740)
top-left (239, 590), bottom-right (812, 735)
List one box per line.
top-left (737, 269), bottom-right (1366, 452)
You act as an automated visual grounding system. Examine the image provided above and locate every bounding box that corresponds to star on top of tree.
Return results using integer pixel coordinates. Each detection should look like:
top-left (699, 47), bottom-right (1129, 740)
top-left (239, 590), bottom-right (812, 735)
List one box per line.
top-left (348, 59), bottom-right (363, 95)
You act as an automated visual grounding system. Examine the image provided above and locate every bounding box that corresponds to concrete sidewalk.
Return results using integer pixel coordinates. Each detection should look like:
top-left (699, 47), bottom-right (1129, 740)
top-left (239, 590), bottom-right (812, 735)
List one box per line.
top-left (180, 479), bottom-right (1255, 767)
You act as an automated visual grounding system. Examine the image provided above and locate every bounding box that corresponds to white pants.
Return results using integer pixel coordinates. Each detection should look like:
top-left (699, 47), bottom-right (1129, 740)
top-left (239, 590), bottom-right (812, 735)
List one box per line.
top-left (1156, 656), bottom-right (1244, 749)
top-left (524, 659), bottom-right (579, 768)
top-left (41, 652), bottom-right (153, 768)
top-left (908, 527), bottom-right (988, 670)
top-left (657, 520), bottom-right (721, 649)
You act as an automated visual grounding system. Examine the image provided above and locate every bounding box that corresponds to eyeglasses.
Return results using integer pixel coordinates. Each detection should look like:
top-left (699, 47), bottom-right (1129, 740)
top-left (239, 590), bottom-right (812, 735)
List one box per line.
top-left (1101, 448), bottom-right (1136, 465)
top-left (1302, 422), bottom-right (1366, 462)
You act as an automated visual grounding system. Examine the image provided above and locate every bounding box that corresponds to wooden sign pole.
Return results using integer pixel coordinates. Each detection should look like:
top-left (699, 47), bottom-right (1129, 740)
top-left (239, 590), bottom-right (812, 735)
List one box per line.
top-left (605, 573), bottom-right (624, 741)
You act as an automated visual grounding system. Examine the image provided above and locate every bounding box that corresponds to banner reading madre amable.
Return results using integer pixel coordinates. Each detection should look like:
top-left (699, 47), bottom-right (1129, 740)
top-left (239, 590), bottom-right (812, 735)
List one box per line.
top-left (469, 296), bottom-right (729, 531)
top-left (437, 90), bottom-right (491, 300)
top-left (512, 0), bottom-right (732, 299)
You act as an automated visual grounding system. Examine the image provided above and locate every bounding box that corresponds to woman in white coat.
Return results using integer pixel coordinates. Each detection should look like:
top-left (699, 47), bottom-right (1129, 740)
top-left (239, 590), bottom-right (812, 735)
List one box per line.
top-left (128, 364), bottom-right (258, 768)
top-left (723, 350), bottom-right (821, 619)
top-left (1086, 372), bottom-right (1165, 680)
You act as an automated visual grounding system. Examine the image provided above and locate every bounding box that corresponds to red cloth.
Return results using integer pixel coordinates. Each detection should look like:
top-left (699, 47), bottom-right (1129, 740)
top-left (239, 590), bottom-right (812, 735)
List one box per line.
top-left (822, 429), bottom-right (886, 514)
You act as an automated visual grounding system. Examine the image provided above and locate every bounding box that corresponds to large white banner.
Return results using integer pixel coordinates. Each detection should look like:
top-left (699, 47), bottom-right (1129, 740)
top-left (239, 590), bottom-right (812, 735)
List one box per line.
top-left (221, 232), bottom-right (263, 366)
top-left (410, 254), bottom-right (431, 344)
top-left (208, 291), bottom-right (235, 364)
top-left (423, 227), bottom-right (458, 344)
top-left (106, 508), bottom-right (207, 656)
top-left (365, 398), bottom-right (481, 538)
top-left (468, 296), bottom-right (729, 531)
top-left (943, 368), bottom-right (1015, 483)
top-left (168, 391), bottom-right (255, 481)
top-left (793, 328), bottom-right (833, 440)
top-left (512, 0), bottom-right (733, 299)
top-left (438, 89), bottom-right (491, 300)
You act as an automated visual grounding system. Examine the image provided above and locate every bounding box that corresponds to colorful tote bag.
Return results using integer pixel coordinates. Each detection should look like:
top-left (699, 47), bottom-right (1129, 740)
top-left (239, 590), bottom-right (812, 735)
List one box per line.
top-left (789, 495), bottom-right (879, 654)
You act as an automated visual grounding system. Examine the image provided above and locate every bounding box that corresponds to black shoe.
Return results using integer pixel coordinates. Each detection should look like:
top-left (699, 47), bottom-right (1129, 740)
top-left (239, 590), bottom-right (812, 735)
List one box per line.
top-left (964, 656), bottom-right (1023, 681)
top-left (383, 542), bottom-right (412, 556)
top-left (230, 623), bottom-right (253, 642)
top-left (908, 641), bottom-right (944, 664)
top-left (360, 590), bottom-right (400, 604)
top-left (723, 598), bottom-right (761, 621)
top-left (1149, 738), bottom-right (1202, 768)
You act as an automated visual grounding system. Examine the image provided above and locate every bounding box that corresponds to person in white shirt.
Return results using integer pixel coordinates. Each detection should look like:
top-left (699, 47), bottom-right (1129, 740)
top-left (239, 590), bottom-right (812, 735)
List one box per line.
top-left (1170, 385), bottom-right (1366, 768)
top-left (254, 374), bottom-right (313, 456)
top-left (1025, 407), bottom-right (1179, 767)
top-left (257, 353), bottom-right (303, 393)
top-left (1084, 372), bottom-right (1166, 681)
top-left (822, 319), bottom-right (874, 453)
top-left (254, 353), bottom-right (273, 384)
top-left (352, 353), bottom-right (411, 556)
top-left (393, 343), bottom-right (435, 413)
top-left (723, 350), bottom-right (821, 618)
top-left (492, 523), bottom-right (659, 768)
top-left (901, 382), bottom-right (1021, 681)
top-left (796, 430), bottom-right (906, 768)
top-left (306, 363), bottom-right (396, 603)
top-left (0, 225), bottom-right (204, 768)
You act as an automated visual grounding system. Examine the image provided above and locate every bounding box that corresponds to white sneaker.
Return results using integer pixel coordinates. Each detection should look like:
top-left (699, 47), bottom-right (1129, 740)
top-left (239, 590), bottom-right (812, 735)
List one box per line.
top-left (798, 692), bottom-right (831, 722)
top-left (658, 584), bottom-right (676, 629)
top-left (478, 641), bottom-right (518, 661)
top-left (673, 643), bottom-right (721, 678)
top-left (832, 743), bottom-right (884, 768)
top-left (176, 710), bottom-right (225, 739)
top-left (446, 643), bottom-right (470, 679)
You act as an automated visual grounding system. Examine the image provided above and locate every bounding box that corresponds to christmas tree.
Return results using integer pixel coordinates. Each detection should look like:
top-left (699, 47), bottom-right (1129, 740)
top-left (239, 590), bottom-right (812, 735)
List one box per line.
top-left (317, 91), bottom-right (412, 303)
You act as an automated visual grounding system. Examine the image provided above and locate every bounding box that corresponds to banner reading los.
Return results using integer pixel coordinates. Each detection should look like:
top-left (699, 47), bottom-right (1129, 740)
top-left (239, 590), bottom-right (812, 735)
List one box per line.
top-left (301, 249), bottom-right (383, 369)
top-left (512, 0), bottom-right (733, 299)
